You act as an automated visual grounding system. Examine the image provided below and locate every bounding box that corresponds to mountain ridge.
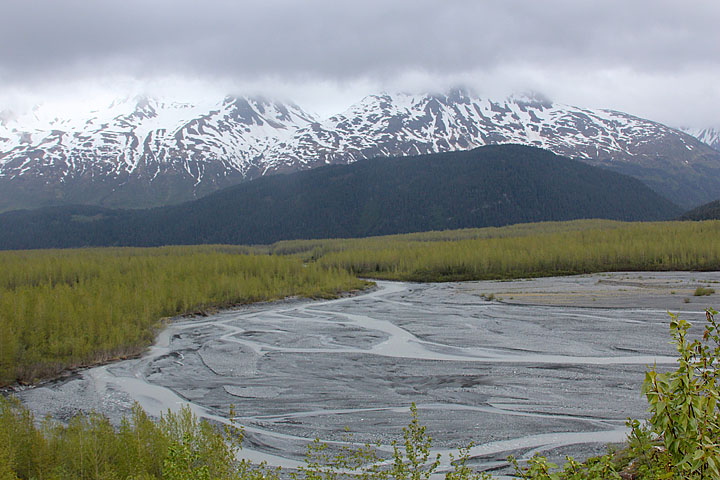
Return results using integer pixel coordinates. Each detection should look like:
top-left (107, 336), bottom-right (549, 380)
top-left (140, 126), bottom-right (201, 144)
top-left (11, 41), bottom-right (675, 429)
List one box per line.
top-left (0, 145), bottom-right (682, 250)
top-left (679, 198), bottom-right (720, 221)
top-left (682, 127), bottom-right (720, 152)
top-left (1, 89), bottom-right (718, 210)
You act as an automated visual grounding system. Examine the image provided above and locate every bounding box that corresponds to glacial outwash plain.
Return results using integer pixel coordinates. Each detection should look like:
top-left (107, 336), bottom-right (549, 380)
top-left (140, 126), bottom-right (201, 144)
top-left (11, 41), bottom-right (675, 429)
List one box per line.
top-left (15, 271), bottom-right (714, 476)
top-left (4, 219), bottom-right (720, 478)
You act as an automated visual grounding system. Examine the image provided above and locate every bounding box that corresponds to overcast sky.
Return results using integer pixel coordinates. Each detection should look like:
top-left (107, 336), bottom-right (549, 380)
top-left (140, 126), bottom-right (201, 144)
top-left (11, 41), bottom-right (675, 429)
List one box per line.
top-left (1, 0), bottom-right (718, 126)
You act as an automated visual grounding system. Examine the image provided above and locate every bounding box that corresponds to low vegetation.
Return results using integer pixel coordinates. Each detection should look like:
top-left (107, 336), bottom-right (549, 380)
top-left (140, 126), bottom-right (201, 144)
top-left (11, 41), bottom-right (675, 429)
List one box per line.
top-left (626, 309), bottom-right (720, 479)
top-left (0, 246), bottom-right (368, 386)
top-left (4, 219), bottom-right (720, 385)
top-left (694, 286), bottom-right (715, 296)
top-left (0, 398), bottom-right (252, 480)
top-left (308, 220), bottom-right (720, 281)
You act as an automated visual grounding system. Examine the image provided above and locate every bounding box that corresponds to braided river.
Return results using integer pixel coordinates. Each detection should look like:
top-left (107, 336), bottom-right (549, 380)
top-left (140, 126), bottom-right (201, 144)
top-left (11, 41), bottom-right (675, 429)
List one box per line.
top-left (18, 272), bottom-right (717, 476)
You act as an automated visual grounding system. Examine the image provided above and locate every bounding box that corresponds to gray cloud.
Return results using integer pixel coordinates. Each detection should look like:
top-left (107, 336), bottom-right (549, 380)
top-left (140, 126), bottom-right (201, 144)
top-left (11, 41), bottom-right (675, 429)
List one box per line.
top-left (1, 0), bottom-right (718, 126)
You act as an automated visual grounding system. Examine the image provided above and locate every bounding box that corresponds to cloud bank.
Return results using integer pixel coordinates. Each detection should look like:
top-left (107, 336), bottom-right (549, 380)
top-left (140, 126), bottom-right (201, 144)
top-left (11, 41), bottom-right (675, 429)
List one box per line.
top-left (1, 0), bottom-right (718, 125)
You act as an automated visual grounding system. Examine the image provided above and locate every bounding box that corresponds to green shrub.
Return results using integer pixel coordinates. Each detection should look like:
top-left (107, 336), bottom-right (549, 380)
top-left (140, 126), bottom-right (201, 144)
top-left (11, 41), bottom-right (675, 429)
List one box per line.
top-left (694, 286), bottom-right (715, 296)
top-left (0, 398), bottom-right (268, 480)
top-left (637, 310), bottom-right (720, 479)
top-left (509, 453), bottom-right (621, 479)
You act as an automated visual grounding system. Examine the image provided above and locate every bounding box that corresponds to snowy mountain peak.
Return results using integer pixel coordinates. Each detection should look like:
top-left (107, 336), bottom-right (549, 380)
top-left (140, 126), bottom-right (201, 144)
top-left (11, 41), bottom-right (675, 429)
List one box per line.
top-left (507, 91), bottom-right (553, 110)
top-left (263, 89), bottom-right (682, 171)
top-left (682, 126), bottom-right (720, 151)
top-left (0, 89), bottom-right (719, 211)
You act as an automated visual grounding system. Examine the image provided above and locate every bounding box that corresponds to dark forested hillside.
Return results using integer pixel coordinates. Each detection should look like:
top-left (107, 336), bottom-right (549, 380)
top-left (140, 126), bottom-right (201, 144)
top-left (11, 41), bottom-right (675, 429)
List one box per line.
top-left (0, 145), bottom-right (681, 249)
top-left (679, 199), bottom-right (720, 221)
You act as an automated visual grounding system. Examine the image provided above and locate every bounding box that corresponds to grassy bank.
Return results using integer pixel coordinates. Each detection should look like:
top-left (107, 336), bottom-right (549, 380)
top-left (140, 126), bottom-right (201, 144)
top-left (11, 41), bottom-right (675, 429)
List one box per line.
top-left (298, 220), bottom-right (720, 281)
top-left (0, 246), bottom-right (368, 386)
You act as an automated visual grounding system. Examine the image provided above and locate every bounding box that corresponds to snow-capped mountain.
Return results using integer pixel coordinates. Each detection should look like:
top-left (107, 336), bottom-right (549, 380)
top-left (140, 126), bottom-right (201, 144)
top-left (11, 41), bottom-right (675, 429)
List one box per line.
top-left (0, 95), bottom-right (315, 183)
top-left (1, 89), bottom-right (719, 211)
top-left (252, 89), bottom-right (720, 208)
top-left (263, 90), bottom-right (705, 172)
top-left (682, 127), bottom-right (720, 152)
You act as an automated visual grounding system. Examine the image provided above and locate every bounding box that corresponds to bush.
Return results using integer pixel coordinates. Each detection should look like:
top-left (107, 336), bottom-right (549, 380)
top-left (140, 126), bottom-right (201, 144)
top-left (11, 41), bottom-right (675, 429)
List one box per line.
top-left (694, 286), bottom-right (715, 296)
top-left (0, 398), bottom-right (258, 480)
top-left (634, 309), bottom-right (720, 479)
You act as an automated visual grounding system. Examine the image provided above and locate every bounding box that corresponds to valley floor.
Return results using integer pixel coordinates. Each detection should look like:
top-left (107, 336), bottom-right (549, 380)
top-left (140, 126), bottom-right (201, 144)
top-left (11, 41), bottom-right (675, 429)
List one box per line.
top-left (16, 271), bottom-right (715, 477)
top-left (463, 270), bottom-right (717, 310)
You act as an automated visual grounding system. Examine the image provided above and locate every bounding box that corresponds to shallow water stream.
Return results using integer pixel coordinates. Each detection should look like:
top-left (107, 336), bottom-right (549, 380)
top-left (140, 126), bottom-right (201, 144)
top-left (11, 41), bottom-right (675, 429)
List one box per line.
top-left (18, 273), bottom-right (717, 475)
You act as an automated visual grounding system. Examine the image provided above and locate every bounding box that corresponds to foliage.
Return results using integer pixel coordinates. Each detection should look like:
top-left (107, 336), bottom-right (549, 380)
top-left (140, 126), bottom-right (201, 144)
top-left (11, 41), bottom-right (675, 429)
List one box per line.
top-left (509, 453), bottom-right (621, 480)
top-left (270, 219), bottom-right (629, 260)
top-left (637, 310), bottom-right (720, 478)
top-left (7, 219), bottom-right (720, 384)
top-left (314, 220), bottom-right (720, 281)
top-left (0, 397), bottom-right (265, 480)
top-left (0, 246), bottom-right (368, 385)
top-left (694, 286), bottom-right (715, 296)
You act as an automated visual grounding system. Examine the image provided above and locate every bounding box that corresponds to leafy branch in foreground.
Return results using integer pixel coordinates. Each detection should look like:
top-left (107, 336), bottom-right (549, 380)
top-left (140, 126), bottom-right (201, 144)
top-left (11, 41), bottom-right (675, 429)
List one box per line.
top-left (509, 453), bottom-right (621, 480)
top-left (635, 309), bottom-right (720, 479)
top-left (292, 403), bottom-right (490, 480)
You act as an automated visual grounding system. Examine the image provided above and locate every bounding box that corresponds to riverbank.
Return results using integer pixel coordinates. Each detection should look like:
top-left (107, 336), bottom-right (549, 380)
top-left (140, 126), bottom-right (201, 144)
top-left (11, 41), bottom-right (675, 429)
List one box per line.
top-left (0, 246), bottom-right (370, 387)
top-left (457, 270), bottom-right (719, 311)
top-left (5, 219), bottom-right (720, 386)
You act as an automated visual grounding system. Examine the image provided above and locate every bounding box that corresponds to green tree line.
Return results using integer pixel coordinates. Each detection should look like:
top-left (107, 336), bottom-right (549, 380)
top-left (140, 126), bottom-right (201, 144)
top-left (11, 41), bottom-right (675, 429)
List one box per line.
top-left (308, 220), bottom-right (720, 281)
top-left (0, 246), bottom-right (367, 386)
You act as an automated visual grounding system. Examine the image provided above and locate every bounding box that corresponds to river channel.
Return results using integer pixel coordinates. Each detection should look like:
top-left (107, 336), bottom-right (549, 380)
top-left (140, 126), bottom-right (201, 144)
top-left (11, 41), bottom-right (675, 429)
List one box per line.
top-left (17, 272), bottom-right (718, 476)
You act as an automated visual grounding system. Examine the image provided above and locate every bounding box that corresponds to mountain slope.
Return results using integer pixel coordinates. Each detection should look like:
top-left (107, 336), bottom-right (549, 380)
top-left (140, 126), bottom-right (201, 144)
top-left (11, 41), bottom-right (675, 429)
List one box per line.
top-left (679, 199), bottom-right (720, 220)
top-left (0, 96), bottom-right (316, 210)
top-left (682, 127), bottom-right (720, 152)
top-left (262, 91), bottom-right (719, 208)
top-left (0, 145), bottom-right (681, 250)
top-left (1, 90), bottom-right (718, 211)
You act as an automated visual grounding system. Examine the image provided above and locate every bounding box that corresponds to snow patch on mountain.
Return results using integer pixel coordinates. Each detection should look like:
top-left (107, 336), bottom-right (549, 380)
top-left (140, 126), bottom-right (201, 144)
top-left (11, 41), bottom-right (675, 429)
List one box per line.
top-left (1, 88), bottom-right (718, 210)
top-left (682, 127), bottom-right (720, 151)
top-left (260, 89), bottom-right (700, 174)
top-left (0, 95), bottom-right (317, 181)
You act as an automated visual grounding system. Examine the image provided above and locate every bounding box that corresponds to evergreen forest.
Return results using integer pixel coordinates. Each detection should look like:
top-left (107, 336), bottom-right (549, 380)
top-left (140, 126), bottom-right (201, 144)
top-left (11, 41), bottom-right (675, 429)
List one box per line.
top-left (0, 146), bottom-right (681, 250)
